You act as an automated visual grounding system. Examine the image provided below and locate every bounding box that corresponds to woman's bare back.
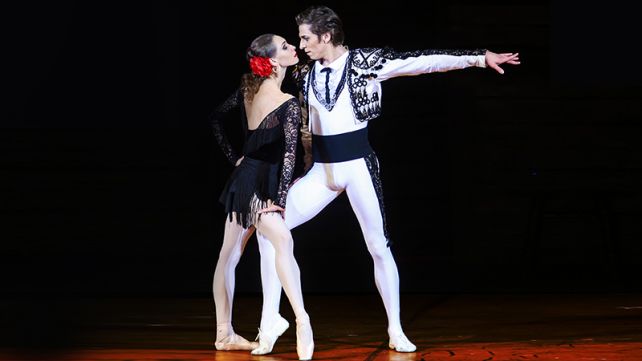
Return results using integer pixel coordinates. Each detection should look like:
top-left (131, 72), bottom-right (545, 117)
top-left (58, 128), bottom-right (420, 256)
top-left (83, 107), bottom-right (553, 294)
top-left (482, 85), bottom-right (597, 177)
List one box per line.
top-left (245, 85), bottom-right (294, 130)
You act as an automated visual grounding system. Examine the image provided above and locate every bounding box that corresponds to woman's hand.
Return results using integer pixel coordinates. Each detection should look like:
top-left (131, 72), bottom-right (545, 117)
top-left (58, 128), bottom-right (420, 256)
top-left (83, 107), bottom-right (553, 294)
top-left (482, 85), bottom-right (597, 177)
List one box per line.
top-left (235, 156), bottom-right (244, 167)
top-left (257, 202), bottom-right (285, 215)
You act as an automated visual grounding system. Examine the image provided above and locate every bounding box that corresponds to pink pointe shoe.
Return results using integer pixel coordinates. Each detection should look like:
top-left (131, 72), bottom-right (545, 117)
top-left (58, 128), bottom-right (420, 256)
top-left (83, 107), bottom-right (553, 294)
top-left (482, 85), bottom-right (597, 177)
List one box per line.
top-left (296, 316), bottom-right (314, 360)
top-left (214, 333), bottom-right (258, 351)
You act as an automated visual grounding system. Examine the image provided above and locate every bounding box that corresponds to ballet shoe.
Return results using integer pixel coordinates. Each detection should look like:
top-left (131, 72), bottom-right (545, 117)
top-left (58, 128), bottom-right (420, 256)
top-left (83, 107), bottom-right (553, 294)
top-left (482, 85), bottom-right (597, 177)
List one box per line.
top-left (214, 333), bottom-right (258, 351)
top-left (388, 332), bottom-right (416, 352)
top-left (250, 314), bottom-right (289, 355)
top-left (296, 316), bottom-right (314, 360)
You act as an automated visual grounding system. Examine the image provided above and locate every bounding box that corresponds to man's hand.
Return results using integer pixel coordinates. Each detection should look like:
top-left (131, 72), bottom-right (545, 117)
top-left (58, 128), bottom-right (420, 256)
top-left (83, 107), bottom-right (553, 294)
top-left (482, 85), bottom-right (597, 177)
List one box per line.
top-left (485, 51), bottom-right (520, 74)
top-left (303, 154), bottom-right (313, 171)
top-left (301, 128), bottom-right (313, 171)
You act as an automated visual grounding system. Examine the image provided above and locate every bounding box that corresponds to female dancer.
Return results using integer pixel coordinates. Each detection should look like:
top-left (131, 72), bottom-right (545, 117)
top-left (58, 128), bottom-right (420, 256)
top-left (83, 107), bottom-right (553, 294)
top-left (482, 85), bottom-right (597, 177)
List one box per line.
top-left (210, 33), bottom-right (314, 360)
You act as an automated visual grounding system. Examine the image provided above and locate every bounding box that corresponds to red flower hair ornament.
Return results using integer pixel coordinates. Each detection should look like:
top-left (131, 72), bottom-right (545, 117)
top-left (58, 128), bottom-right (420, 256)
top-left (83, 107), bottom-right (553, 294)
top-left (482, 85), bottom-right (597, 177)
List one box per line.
top-left (249, 56), bottom-right (273, 77)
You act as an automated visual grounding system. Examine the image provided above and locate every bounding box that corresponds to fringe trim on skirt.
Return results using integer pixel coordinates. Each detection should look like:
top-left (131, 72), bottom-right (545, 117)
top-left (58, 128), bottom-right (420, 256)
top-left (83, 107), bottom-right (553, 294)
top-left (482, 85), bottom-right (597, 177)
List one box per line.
top-left (219, 157), bottom-right (279, 228)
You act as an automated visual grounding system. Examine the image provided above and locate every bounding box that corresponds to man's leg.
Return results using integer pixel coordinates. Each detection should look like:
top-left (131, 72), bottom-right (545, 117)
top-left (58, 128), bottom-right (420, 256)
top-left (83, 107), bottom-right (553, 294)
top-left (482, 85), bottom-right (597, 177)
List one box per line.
top-left (344, 156), bottom-right (416, 352)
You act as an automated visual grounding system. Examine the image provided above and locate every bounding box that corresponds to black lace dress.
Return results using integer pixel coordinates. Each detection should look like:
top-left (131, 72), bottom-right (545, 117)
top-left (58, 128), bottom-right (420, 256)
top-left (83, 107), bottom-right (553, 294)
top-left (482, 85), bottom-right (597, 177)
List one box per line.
top-left (210, 90), bottom-right (301, 228)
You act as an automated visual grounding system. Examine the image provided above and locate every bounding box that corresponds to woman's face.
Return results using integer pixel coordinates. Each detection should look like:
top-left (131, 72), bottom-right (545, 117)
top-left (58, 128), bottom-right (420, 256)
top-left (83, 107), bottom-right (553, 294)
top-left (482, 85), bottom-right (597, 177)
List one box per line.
top-left (271, 35), bottom-right (298, 67)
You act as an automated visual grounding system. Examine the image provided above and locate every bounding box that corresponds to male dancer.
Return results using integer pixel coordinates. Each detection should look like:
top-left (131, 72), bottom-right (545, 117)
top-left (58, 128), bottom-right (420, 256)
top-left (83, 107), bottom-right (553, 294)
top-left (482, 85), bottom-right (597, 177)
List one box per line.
top-left (252, 5), bottom-right (520, 354)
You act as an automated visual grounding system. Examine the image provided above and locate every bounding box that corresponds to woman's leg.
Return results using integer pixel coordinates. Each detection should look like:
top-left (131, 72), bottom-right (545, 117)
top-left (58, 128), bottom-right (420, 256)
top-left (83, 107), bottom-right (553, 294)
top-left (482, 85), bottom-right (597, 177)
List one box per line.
top-left (212, 215), bottom-right (257, 350)
top-left (255, 213), bottom-right (314, 360)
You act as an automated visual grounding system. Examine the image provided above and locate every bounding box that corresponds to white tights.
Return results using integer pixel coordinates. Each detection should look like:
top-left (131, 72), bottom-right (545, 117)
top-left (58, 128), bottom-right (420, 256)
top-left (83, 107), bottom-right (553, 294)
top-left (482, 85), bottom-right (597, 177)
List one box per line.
top-left (213, 212), bottom-right (309, 340)
top-left (256, 158), bottom-right (405, 336)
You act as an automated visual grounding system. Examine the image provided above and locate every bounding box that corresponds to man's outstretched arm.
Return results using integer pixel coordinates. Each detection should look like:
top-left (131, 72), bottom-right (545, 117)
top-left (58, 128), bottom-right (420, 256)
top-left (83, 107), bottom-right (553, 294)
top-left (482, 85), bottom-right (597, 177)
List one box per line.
top-left (374, 48), bottom-right (519, 81)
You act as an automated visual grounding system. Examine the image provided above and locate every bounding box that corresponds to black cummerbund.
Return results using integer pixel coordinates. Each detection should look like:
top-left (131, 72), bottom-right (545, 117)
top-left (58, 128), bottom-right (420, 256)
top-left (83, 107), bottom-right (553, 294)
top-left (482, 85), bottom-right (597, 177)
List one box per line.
top-left (311, 127), bottom-right (373, 163)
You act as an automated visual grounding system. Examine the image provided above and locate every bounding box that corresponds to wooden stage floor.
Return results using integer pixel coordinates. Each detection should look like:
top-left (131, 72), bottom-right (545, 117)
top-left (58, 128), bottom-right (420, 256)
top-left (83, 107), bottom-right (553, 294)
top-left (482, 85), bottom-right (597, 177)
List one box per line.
top-left (2, 293), bottom-right (642, 360)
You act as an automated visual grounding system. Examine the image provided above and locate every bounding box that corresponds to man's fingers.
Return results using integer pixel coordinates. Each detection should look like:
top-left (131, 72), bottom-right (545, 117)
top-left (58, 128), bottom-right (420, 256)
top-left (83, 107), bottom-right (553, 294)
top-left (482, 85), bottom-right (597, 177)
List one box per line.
top-left (490, 63), bottom-right (505, 74)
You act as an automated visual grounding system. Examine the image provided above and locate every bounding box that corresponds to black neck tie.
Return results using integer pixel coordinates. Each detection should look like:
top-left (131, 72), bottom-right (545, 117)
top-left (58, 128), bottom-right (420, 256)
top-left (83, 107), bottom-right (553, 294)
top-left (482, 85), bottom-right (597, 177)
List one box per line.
top-left (320, 68), bottom-right (332, 103)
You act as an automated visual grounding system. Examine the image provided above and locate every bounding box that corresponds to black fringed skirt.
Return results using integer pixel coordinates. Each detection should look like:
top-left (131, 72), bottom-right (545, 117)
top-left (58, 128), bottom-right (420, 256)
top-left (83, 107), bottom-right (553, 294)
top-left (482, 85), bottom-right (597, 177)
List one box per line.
top-left (219, 157), bottom-right (279, 228)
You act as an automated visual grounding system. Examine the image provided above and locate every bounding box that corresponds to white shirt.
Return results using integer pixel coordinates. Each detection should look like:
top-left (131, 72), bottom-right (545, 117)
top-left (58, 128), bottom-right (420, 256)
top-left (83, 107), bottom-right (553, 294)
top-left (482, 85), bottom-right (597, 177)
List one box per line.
top-left (308, 51), bottom-right (365, 136)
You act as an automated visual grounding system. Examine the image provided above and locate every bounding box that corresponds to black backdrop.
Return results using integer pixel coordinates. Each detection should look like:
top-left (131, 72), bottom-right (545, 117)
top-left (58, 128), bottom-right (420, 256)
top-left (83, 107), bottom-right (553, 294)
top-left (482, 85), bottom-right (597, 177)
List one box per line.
top-left (4, 0), bottom-right (642, 300)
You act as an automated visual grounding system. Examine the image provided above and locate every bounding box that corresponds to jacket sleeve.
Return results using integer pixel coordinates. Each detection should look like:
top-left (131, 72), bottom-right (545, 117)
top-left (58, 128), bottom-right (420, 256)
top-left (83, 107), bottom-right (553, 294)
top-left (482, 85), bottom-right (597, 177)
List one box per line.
top-left (375, 48), bottom-right (487, 82)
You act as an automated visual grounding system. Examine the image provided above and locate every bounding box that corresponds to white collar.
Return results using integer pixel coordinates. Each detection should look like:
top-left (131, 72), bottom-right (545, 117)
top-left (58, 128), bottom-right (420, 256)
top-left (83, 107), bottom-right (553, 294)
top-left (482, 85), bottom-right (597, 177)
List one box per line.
top-left (316, 50), bottom-right (349, 73)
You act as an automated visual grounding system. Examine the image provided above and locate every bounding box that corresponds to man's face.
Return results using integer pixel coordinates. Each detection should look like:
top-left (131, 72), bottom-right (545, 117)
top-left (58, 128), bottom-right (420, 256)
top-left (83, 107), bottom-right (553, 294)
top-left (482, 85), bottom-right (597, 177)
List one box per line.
top-left (298, 24), bottom-right (326, 60)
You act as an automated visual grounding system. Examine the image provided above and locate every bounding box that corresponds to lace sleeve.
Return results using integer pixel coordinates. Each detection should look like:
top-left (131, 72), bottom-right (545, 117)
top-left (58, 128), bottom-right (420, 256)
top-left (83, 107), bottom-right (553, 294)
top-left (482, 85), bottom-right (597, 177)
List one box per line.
top-left (276, 99), bottom-right (301, 208)
top-left (209, 90), bottom-right (241, 165)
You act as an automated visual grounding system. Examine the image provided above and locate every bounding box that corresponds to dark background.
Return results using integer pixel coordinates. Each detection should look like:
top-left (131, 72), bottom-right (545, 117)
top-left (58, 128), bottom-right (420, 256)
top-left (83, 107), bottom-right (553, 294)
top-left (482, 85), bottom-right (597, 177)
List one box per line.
top-left (3, 0), bottom-right (642, 301)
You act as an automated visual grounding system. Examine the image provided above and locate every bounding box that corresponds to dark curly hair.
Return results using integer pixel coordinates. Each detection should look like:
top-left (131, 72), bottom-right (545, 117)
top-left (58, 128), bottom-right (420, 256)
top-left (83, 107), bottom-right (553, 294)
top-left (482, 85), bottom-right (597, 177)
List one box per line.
top-left (295, 5), bottom-right (344, 46)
